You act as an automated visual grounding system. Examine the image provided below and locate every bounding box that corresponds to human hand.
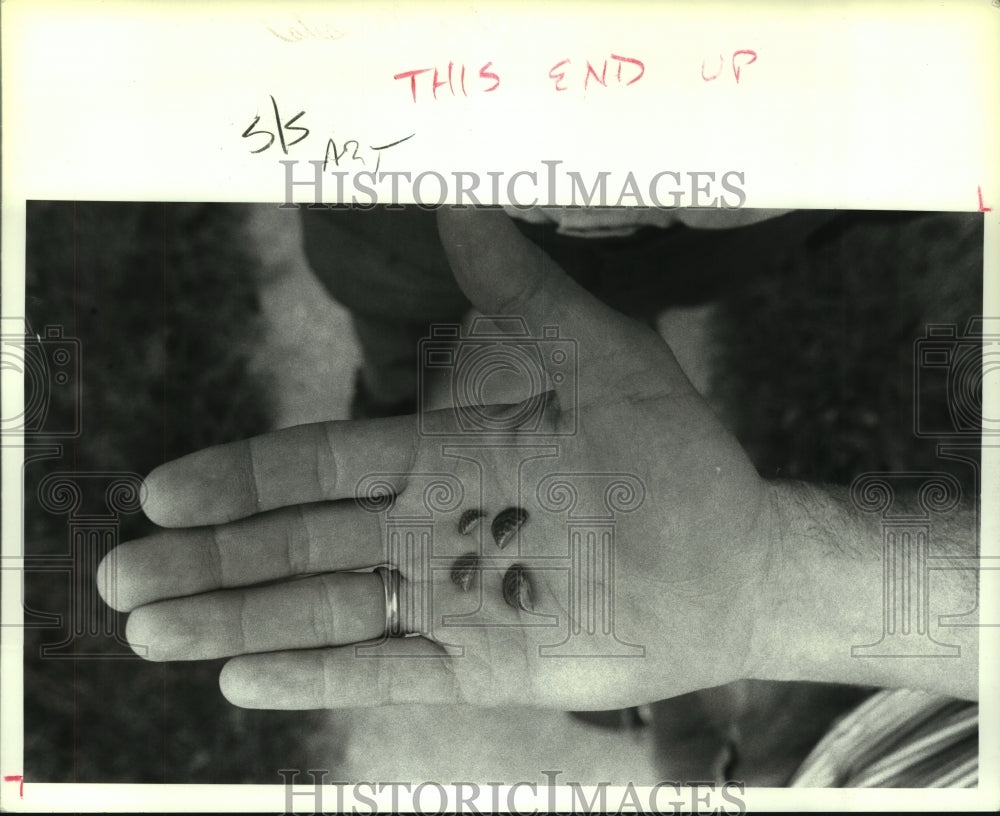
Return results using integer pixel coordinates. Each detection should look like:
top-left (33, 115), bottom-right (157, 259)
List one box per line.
top-left (98, 208), bottom-right (778, 710)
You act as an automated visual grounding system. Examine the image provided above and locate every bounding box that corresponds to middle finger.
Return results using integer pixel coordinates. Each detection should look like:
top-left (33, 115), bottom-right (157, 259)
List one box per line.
top-left (100, 500), bottom-right (384, 612)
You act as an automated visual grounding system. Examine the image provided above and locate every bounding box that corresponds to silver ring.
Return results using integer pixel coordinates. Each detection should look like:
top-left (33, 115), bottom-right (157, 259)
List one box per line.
top-left (374, 565), bottom-right (403, 637)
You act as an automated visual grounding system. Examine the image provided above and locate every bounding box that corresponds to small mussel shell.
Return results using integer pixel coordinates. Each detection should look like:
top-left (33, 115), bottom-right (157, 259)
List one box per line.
top-left (491, 507), bottom-right (528, 550)
top-left (458, 508), bottom-right (486, 536)
top-left (450, 552), bottom-right (480, 592)
top-left (502, 564), bottom-right (534, 612)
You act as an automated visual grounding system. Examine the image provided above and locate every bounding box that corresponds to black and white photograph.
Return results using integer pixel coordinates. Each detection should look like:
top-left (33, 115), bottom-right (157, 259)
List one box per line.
top-left (2, 3), bottom-right (997, 814)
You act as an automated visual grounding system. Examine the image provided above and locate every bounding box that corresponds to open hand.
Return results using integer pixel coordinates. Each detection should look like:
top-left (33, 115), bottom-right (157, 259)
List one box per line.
top-left (98, 208), bottom-right (777, 710)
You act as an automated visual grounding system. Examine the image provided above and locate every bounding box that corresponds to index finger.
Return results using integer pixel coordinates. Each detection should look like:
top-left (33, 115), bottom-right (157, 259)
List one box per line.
top-left (143, 415), bottom-right (417, 527)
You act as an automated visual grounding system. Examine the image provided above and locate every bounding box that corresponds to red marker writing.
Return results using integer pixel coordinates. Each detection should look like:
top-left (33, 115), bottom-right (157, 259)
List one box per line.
top-left (702, 49), bottom-right (758, 83)
top-left (394, 62), bottom-right (499, 102)
top-left (978, 186), bottom-right (992, 212)
top-left (549, 54), bottom-right (645, 92)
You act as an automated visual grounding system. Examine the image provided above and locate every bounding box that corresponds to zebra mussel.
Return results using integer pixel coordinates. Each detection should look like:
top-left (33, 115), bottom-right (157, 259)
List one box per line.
top-left (458, 508), bottom-right (486, 536)
top-left (450, 552), bottom-right (481, 592)
top-left (502, 564), bottom-right (534, 612)
top-left (491, 507), bottom-right (528, 550)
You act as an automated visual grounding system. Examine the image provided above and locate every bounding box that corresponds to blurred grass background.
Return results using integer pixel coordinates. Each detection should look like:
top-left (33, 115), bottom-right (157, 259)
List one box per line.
top-left (21, 203), bottom-right (982, 784)
top-left (712, 210), bottom-right (983, 486)
top-left (23, 202), bottom-right (332, 783)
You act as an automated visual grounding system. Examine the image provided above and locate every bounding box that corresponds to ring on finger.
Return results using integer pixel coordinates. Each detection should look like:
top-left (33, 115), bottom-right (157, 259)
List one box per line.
top-left (374, 565), bottom-right (404, 637)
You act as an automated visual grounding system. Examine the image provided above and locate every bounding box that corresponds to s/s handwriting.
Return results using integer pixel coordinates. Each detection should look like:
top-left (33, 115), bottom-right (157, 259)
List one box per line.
top-left (242, 96), bottom-right (308, 154)
top-left (242, 96), bottom-right (414, 173)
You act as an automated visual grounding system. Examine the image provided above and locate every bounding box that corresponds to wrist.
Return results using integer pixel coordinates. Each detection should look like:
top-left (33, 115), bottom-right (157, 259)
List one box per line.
top-left (744, 479), bottom-right (978, 700)
top-left (741, 479), bottom-right (802, 685)
top-left (744, 479), bottom-right (892, 689)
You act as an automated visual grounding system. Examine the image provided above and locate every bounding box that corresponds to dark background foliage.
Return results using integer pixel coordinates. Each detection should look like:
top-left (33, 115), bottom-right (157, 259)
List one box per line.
top-left (23, 202), bottom-right (328, 783)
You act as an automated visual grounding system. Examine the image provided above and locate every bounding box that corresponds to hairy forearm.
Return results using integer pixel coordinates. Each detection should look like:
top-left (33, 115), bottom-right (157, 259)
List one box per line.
top-left (747, 480), bottom-right (979, 700)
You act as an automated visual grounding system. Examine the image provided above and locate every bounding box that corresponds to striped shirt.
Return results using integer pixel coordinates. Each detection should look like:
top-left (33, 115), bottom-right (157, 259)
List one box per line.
top-left (790, 688), bottom-right (978, 788)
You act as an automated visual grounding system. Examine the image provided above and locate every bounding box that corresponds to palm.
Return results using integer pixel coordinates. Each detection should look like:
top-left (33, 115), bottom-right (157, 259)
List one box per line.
top-left (393, 374), bottom-right (766, 709)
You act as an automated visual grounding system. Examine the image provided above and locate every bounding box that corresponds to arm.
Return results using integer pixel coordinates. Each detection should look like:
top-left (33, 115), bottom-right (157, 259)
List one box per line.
top-left (748, 480), bottom-right (978, 700)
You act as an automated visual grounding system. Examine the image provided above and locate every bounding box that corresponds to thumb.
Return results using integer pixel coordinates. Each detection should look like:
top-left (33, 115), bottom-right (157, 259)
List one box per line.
top-left (436, 207), bottom-right (691, 403)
